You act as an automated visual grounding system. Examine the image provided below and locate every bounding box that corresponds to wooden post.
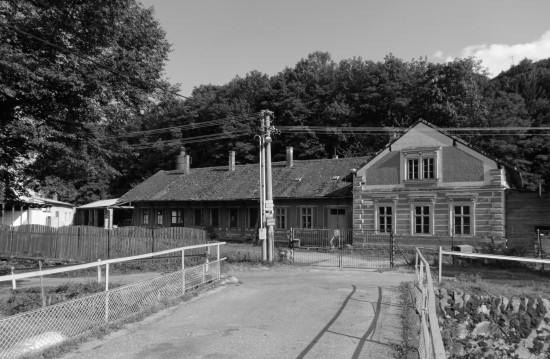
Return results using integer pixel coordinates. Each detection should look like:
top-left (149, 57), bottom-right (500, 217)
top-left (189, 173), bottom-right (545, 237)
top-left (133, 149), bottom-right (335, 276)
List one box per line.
top-left (181, 249), bottom-right (185, 294)
top-left (438, 247), bottom-right (443, 283)
top-left (107, 229), bottom-right (111, 259)
top-left (105, 263), bottom-right (110, 323)
top-left (151, 227), bottom-right (155, 253)
top-left (11, 266), bottom-right (16, 290)
top-left (39, 261), bottom-right (45, 307)
top-left (97, 259), bottom-right (102, 283)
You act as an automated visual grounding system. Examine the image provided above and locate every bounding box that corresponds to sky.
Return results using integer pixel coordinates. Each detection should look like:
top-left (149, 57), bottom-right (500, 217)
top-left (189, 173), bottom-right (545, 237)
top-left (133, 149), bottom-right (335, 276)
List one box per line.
top-left (140, 0), bottom-right (550, 97)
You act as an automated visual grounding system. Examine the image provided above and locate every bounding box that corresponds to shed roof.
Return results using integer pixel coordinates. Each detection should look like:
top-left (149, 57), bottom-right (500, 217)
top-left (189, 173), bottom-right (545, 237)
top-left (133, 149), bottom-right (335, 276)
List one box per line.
top-left (118, 157), bottom-right (368, 203)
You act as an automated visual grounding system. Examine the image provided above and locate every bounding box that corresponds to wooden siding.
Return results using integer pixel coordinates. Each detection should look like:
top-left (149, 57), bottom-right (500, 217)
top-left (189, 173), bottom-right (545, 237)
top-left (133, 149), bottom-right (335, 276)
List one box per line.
top-left (505, 190), bottom-right (550, 252)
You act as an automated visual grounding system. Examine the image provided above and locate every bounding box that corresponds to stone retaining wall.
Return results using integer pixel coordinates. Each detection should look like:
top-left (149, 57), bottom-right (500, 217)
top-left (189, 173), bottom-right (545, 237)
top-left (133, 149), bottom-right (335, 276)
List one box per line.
top-left (436, 288), bottom-right (550, 358)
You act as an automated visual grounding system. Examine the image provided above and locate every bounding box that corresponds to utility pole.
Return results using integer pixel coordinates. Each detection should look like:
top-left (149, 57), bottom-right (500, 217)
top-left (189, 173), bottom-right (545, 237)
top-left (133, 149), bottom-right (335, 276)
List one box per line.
top-left (259, 110), bottom-right (275, 262)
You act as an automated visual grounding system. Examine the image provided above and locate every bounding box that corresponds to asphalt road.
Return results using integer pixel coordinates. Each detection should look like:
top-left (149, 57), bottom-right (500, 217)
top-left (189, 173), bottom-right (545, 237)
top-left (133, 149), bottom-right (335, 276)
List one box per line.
top-left (60, 269), bottom-right (413, 359)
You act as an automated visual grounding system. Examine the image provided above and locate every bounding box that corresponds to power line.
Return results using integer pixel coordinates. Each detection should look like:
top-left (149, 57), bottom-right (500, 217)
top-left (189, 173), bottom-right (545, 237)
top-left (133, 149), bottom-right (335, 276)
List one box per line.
top-left (128, 131), bottom-right (245, 150)
top-left (105, 114), bottom-right (257, 140)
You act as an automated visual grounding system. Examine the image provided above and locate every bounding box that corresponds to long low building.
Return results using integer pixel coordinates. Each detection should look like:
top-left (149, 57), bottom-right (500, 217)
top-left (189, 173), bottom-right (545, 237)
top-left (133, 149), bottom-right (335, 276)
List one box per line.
top-left (118, 120), bottom-right (548, 252)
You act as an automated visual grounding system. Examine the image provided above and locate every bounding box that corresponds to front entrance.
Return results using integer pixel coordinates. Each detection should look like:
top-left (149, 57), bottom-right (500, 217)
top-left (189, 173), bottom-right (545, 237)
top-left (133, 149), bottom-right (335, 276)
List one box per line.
top-left (290, 228), bottom-right (393, 269)
top-left (327, 208), bottom-right (347, 230)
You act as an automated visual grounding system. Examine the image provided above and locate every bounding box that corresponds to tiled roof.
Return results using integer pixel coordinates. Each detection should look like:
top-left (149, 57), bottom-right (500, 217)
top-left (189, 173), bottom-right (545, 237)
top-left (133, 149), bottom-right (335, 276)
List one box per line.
top-left (118, 157), bottom-right (368, 203)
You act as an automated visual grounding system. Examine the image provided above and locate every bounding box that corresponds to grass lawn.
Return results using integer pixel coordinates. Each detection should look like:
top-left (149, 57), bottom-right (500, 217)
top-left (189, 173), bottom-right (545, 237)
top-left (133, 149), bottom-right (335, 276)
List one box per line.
top-left (437, 260), bottom-right (550, 297)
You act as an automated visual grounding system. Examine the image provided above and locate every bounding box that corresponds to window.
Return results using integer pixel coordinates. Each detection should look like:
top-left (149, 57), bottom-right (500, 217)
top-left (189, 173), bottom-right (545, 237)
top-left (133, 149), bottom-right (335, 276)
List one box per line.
top-left (454, 205), bottom-right (471, 235)
top-left (408, 159), bottom-right (419, 180)
top-left (211, 208), bottom-right (219, 227)
top-left (248, 208), bottom-right (259, 229)
top-left (329, 208), bottom-right (346, 215)
top-left (229, 208), bottom-right (239, 228)
top-left (275, 208), bottom-right (287, 230)
top-left (300, 207), bottom-right (313, 229)
top-left (193, 209), bottom-right (203, 226)
top-left (423, 158), bottom-right (435, 179)
top-left (156, 210), bottom-right (163, 226)
top-left (378, 206), bottom-right (393, 233)
top-left (171, 209), bottom-right (184, 226)
top-left (142, 210), bottom-right (149, 225)
top-left (404, 152), bottom-right (438, 181)
top-left (414, 206), bottom-right (430, 234)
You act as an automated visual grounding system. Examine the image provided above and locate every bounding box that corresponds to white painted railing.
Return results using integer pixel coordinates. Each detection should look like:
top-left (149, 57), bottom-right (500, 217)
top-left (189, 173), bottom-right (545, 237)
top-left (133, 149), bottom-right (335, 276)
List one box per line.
top-left (438, 247), bottom-right (550, 282)
top-left (1, 242), bottom-right (225, 290)
top-left (414, 248), bottom-right (446, 359)
top-left (0, 242), bottom-right (226, 358)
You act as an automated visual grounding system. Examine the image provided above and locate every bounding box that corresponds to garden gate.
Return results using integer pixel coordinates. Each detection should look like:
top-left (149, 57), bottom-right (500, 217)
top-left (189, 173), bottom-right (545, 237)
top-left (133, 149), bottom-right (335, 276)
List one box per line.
top-left (289, 228), bottom-right (394, 269)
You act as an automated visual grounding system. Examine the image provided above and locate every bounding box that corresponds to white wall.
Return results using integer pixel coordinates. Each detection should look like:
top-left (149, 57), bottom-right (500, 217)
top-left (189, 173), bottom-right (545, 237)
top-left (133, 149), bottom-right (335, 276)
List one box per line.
top-left (1, 206), bottom-right (75, 227)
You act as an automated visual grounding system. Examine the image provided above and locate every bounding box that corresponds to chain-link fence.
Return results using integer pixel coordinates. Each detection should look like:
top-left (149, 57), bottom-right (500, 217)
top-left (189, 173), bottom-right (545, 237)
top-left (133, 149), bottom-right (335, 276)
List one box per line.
top-left (0, 243), bottom-right (224, 359)
top-left (413, 248), bottom-right (445, 359)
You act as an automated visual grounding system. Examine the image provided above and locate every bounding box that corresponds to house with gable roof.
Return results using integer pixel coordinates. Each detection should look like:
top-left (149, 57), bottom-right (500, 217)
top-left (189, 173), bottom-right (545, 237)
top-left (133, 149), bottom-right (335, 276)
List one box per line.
top-left (117, 148), bottom-right (368, 241)
top-left (352, 120), bottom-right (523, 239)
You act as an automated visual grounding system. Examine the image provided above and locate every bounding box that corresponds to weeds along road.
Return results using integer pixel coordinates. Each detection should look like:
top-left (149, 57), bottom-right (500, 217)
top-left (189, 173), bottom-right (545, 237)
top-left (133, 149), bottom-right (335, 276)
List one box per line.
top-left (61, 268), bottom-right (413, 359)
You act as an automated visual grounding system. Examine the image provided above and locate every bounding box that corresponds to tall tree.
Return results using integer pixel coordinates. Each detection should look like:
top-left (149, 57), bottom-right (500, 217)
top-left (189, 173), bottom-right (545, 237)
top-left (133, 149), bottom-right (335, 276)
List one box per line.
top-left (0, 0), bottom-right (171, 204)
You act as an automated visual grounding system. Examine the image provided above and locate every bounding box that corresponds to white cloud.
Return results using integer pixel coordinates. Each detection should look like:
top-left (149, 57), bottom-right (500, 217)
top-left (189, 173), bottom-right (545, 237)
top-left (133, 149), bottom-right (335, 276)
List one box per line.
top-left (433, 50), bottom-right (444, 59)
top-left (458, 30), bottom-right (550, 77)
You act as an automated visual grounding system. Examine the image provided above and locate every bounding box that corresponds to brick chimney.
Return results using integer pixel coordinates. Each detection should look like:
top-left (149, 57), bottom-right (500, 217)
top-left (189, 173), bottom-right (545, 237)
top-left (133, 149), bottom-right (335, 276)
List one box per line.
top-left (229, 151), bottom-right (235, 171)
top-left (286, 146), bottom-right (294, 167)
top-left (176, 148), bottom-right (191, 174)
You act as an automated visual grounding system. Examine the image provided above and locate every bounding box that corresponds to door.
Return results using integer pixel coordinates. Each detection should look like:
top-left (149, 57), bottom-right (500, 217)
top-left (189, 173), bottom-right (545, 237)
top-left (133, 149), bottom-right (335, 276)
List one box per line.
top-left (327, 208), bottom-right (346, 229)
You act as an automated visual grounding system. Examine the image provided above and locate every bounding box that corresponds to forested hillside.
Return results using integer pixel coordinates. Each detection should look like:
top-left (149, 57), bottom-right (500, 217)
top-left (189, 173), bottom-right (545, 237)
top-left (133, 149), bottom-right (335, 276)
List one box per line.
top-left (109, 53), bottom-right (550, 202)
top-left (1, 0), bottom-right (548, 206)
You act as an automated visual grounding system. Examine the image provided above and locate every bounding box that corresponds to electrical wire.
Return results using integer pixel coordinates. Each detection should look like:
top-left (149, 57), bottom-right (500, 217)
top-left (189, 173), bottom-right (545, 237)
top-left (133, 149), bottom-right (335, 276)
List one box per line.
top-left (104, 114), bottom-right (257, 139)
top-left (128, 131), bottom-right (245, 150)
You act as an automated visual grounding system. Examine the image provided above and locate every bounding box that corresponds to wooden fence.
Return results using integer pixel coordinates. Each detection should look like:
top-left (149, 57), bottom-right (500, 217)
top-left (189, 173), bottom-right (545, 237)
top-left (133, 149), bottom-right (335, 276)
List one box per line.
top-left (0, 224), bottom-right (207, 262)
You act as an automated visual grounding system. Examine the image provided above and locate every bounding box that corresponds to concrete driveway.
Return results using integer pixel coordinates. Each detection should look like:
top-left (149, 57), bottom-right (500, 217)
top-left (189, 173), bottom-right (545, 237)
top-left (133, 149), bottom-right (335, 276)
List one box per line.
top-left (61, 268), bottom-right (413, 359)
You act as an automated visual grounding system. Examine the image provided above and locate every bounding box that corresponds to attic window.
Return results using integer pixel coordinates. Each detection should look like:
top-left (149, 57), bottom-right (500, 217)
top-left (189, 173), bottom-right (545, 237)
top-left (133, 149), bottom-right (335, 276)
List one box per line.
top-left (293, 177), bottom-right (303, 182)
top-left (331, 176), bottom-right (340, 181)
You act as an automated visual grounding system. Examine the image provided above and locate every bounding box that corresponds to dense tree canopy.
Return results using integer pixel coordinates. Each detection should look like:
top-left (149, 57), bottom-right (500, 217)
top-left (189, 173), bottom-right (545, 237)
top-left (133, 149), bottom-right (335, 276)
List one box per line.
top-left (0, 0), bottom-right (171, 203)
top-left (1, 2), bottom-right (549, 205)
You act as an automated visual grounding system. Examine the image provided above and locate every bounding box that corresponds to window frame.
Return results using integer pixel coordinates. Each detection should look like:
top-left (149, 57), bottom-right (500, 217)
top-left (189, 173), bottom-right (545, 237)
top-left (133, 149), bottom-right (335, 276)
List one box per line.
top-left (402, 148), bottom-right (440, 182)
top-left (210, 208), bottom-right (220, 227)
top-left (228, 208), bottom-right (239, 229)
top-left (193, 208), bottom-right (203, 227)
top-left (376, 204), bottom-right (395, 234)
top-left (451, 202), bottom-right (475, 236)
top-left (248, 207), bottom-right (259, 229)
top-left (156, 209), bottom-right (163, 226)
top-left (275, 207), bottom-right (288, 230)
top-left (410, 202), bottom-right (434, 236)
top-left (171, 209), bottom-right (184, 227)
top-left (299, 207), bottom-right (314, 229)
top-left (142, 209), bottom-right (149, 226)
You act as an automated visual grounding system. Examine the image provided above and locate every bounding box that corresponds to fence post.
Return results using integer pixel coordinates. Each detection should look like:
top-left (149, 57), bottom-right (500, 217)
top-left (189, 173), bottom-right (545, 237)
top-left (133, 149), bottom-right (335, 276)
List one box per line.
top-left (216, 244), bottom-right (220, 280)
top-left (9, 226), bottom-right (14, 256)
top-left (77, 227), bottom-right (81, 260)
top-left (105, 262), bottom-right (110, 323)
top-left (97, 259), bottom-right (102, 283)
top-left (438, 247), bottom-right (442, 283)
top-left (390, 232), bottom-right (395, 268)
top-left (151, 228), bottom-right (155, 253)
top-left (11, 266), bottom-right (16, 290)
top-left (107, 229), bottom-right (111, 259)
top-left (182, 248), bottom-right (186, 294)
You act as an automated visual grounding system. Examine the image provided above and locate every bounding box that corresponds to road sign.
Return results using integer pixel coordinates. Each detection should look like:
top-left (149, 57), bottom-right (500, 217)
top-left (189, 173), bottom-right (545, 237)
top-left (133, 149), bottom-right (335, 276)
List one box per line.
top-left (266, 217), bottom-right (276, 226)
top-left (265, 200), bottom-right (274, 211)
